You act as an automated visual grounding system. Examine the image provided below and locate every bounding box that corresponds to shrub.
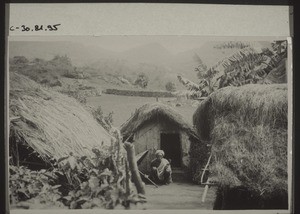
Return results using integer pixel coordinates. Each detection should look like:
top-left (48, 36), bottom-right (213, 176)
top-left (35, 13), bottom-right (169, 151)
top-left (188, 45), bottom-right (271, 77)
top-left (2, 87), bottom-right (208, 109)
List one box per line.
top-left (92, 106), bottom-right (114, 132)
top-left (134, 73), bottom-right (149, 88)
top-left (11, 56), bottom-right (29, 65)
top-left (9, 148), bottom-right (146, 209)
top-left (165, 81), bottom-right (176, 92)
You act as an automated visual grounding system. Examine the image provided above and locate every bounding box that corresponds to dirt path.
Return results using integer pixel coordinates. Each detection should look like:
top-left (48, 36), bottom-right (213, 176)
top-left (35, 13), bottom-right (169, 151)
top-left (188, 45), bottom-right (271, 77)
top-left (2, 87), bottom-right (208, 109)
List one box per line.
top-left (144, 182), bottom-right (216, 210)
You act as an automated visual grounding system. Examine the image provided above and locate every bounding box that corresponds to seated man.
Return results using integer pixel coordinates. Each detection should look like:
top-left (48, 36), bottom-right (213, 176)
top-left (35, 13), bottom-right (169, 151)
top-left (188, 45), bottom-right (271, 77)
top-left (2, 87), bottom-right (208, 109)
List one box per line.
top-left (149, 150), bottom-right (172, 185)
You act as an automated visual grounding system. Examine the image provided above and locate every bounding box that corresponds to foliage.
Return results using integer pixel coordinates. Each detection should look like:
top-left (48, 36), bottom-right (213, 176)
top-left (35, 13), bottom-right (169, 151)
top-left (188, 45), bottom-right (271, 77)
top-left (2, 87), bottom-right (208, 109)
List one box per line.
top-left (104, 112), bottom-right (114, 126)
top-left (176, 75), bottom-right (204, 99)
top-left (92, 106), bottom-right (114, 132)
top-left (9, 143), bottom-right (146, 209)
top-left (59, 86), bottom-right (87, 104)
top-left (9, 165), bottom-right (65, 208)
top-left (213, 41), bottom-right (250, 49)
top-left (193, 54), bottom-right (208, 79)
top-left (59, 80), bottom-right (99, 104)
top-left (10, 56), bottom-right (29, 65)
top-left (178, 40), bottom-right (288, 98)
top-left (165, 81), bottom-right (176, 92)
top-left (9, 55), bottom-right (77, 87)
top-left (49, 55), bottom-right (73, 73)
top-left (134, 73), bottom-right (149, 88)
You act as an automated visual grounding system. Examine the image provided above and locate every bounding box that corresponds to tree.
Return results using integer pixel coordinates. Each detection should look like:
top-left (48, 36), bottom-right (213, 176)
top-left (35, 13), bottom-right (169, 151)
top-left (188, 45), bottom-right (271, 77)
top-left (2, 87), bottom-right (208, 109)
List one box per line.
top-left (165, 81), bottom-right (176, 92)
top-left (50, 55), bottom-right (75, 77)
top-left (134, 73), bottom-right (149, 88)
top-left (11, 56), bottom-right (29, 65)
top-left (51, 55), bottom-right (72, 66)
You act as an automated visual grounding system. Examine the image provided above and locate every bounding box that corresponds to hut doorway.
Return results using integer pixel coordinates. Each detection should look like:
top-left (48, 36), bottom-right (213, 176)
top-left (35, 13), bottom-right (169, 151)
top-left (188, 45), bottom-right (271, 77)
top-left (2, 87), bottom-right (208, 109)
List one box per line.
top-left (160, 133), bottom-right (181, 167)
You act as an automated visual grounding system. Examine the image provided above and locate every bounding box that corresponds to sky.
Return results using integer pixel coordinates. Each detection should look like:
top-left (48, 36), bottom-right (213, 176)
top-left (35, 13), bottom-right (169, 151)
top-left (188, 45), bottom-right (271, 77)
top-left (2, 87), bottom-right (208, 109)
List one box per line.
top-left (8, 36), bottom-right (275, 54)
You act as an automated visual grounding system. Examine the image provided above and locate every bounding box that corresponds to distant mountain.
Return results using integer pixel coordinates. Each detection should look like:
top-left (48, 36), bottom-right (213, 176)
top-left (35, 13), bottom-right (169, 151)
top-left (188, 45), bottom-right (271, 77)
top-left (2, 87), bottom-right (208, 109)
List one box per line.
top-left (119, 42), bottom-right (174, 65)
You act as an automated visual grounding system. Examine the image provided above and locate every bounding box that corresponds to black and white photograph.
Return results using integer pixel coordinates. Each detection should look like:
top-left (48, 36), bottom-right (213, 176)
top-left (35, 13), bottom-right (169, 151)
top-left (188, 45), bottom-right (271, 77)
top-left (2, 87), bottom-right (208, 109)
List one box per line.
top-left (7, 36), bottom-right (291, 211)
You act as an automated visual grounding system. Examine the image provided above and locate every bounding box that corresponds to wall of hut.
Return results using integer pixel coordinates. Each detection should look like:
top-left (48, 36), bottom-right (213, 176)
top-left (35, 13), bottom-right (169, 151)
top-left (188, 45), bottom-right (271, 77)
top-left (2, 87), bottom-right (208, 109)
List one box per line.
top-left (132, 117), bottom-right (192, 174)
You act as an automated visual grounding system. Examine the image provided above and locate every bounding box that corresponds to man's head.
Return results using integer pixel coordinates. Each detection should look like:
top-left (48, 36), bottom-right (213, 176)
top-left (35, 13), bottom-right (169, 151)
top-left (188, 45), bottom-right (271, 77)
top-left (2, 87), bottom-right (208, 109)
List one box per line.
top-left (155, 150), bottom-right (164, 160)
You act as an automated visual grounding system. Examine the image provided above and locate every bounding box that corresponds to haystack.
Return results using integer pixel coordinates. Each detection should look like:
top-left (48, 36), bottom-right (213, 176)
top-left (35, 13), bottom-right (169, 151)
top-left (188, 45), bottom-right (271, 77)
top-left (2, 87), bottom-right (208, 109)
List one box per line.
top-left (9, 72), bottom-right (115, 167)
top-left (193, 84), bottom-right (288, 209)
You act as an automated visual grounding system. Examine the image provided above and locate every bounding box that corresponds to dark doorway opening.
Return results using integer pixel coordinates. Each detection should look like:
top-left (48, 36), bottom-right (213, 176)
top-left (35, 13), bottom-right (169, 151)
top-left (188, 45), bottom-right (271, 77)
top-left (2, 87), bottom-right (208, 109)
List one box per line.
top-left (160, 133), bottom-right (181, 167)
top-left (9, 135), bottom-right (51, 170)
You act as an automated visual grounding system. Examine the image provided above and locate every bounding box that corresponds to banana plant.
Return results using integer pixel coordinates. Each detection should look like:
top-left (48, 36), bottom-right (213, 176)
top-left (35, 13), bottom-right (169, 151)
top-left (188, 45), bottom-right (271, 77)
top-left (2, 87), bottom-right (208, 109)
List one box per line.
top-left (178, 41), bottom-right (287, 98)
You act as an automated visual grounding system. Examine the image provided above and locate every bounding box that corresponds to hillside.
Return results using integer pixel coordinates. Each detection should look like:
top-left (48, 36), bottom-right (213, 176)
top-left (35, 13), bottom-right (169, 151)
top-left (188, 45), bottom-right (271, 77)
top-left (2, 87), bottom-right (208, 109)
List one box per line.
top-left (9, 40), bottom-right (275, 91)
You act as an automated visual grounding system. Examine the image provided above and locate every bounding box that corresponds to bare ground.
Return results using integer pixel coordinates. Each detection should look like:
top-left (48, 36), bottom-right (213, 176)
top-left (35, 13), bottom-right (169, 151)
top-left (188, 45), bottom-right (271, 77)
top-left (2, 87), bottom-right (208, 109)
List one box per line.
top-left (144, 182), bottom-right (216, 210)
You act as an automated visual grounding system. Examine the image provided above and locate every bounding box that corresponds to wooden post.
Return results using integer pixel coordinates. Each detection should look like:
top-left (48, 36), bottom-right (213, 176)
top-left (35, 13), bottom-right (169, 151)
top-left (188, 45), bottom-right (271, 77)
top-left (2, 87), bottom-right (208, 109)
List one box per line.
top-left (124, 142), bottom-right (145, 195)
top-left (123, 158), bottom-right (131, 209)
top-left (125, 158), bottom-right (131, 196)
top-left (111, 128), bottom-right (122, 176)
top-left (116, 134), bottom-right (121, 170)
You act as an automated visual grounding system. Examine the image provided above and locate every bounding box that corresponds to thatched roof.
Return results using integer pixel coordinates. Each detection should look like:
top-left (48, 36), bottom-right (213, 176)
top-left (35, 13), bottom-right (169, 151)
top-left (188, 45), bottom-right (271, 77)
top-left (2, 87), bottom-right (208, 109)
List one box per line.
top-left (193, 84), bottom-right (288, 198)
top-left (9, 72), bottom-right (115, 162)
top-left (120, 102), bottom-right (199, 140)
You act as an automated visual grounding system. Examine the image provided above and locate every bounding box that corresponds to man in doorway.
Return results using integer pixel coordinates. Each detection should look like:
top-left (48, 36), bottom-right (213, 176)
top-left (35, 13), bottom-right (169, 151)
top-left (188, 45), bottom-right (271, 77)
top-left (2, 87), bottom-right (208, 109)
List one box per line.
top-left (149, 150), bottom-right (172, 185)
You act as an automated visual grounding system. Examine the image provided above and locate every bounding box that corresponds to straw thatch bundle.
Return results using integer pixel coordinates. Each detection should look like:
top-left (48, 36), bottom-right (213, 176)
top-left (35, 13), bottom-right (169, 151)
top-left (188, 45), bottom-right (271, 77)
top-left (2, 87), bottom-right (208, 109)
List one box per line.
top-left (193, 84), bottom-right (288, 208)
top-left (120, 102), bottom-right (198, 139)
top-left (9, 72), bottom-right (115, 163)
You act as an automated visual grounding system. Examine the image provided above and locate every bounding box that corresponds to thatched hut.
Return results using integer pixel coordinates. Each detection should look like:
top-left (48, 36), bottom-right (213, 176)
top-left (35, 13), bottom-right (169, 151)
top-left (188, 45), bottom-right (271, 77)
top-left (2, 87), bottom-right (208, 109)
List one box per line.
top-left (193, 84), bottom-right (288, 209)
top-left (120, 102), bottom-right (206, 180)
top-left (9, 72), bottom-right (115, 169)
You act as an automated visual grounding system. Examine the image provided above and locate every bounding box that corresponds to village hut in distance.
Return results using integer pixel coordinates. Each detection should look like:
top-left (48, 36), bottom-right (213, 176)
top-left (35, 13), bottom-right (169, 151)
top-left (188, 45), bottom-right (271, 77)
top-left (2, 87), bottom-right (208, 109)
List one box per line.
top-left (120, 102), bottom-right (205, 181)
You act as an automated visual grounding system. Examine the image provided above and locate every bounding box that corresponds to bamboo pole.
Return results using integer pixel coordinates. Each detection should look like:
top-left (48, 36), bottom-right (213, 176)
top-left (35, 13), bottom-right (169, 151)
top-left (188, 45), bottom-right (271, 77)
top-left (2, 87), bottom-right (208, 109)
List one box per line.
top-left (201, 153), bottom-right (212, 203)
top-left (201, 153), bottom-right (212, 184)
top-left (139, 170), bottom-right (158, 188)
top-left (124, 142), bottom-right (145, 195)
top-left (201, 184), bottom-right (209, 202)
